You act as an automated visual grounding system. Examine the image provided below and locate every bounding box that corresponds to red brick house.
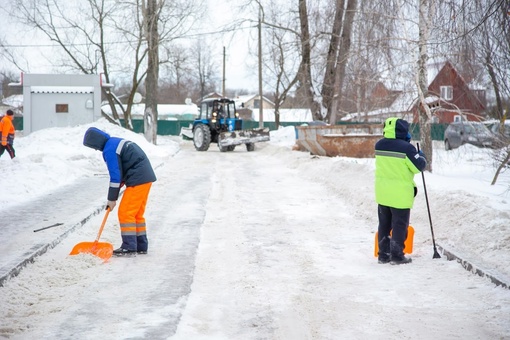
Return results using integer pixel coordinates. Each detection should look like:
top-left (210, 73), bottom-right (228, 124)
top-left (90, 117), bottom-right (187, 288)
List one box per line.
top-left (412, 61), bottom-right (487, 123)
top-left (342, 61), bottom-right (487, 124)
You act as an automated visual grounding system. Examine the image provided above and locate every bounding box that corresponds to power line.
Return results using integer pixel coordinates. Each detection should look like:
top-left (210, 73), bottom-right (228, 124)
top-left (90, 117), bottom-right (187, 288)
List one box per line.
top-left (1, 25), bottom-right (257, 49)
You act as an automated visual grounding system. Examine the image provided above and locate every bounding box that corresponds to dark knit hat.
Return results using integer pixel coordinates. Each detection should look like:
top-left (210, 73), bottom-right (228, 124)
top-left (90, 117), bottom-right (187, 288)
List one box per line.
top-left (6, 110), bottom-right (13, 116)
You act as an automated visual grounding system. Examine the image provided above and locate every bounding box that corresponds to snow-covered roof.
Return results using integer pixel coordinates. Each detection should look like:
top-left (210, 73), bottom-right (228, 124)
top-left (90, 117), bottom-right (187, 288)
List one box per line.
top-left (2, 94), bottom-right (23, 108)
top-left (102, 103), bottom-right (199, 119)
top-left (31, 86), bottom-right (94, 93)
top-left (342, 90), bottom-right (417, 122)
top-left (427, 61), bottom-right (445, 85)
top-left (250, 108), bottom-right (312, 122)
top-left (234, 94), bottom-right (275, 108)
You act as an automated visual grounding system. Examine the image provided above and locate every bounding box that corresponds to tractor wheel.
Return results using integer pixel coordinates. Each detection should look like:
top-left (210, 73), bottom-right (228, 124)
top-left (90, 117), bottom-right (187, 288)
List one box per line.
top-left (193, 124), bottom-right (211, 151)
top-left (246, 143), bottom-right (255, 152)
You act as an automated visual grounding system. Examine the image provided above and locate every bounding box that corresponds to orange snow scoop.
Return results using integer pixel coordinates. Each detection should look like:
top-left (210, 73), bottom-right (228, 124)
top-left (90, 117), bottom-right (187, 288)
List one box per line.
top-left (70, 207), bottom-right (113, 261)
top-left (374, 226), bottom-right (414, 257)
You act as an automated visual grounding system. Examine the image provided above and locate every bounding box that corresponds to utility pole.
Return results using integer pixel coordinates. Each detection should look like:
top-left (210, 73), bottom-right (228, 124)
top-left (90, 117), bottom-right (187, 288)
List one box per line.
top-left (258, 6), bottom-right (264, 128)
top-left (222, 46), bottom-right (226, 97)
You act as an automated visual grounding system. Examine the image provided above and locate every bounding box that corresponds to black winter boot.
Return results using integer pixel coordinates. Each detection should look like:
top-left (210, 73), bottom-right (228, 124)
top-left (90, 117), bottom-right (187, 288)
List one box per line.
top-left (113, 247), bottom-right (136, 256)
top-left (378, 256), bottom-right (391, 264)
top-left (390, 255), bottom-right (412, 265)
top-left (390, 239), bottom-right (412, 265)
top-left (378, 236), bottom-right (391, 264)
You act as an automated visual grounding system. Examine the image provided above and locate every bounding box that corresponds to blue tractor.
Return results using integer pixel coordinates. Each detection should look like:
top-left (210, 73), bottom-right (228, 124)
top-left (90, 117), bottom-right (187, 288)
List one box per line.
top-left (192, 97), bottom-right (270, 152)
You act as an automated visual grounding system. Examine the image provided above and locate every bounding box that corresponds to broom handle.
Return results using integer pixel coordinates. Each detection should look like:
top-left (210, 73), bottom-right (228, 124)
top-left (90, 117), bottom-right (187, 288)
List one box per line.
top-left (417, 143), bottom-right (439, 253)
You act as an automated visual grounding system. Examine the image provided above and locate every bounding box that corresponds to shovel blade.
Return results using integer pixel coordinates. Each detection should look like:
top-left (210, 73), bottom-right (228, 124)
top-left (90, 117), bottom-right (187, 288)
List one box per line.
top-left (374, 226), bottom-right (414, 257)
top-left (70, 241), bottom-right (113, 261)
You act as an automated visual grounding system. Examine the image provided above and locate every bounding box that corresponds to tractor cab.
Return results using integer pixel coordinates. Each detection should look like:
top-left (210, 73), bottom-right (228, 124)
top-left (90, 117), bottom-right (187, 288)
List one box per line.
top-left (198, 98), bottom-right (241, 131)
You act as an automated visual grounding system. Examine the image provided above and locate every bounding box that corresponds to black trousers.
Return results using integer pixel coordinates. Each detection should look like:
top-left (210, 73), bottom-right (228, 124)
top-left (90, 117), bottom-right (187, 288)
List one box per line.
top-left (0, 144), bottom-right (15, 159)
top-left (377, 204), bottom-right (410, 257)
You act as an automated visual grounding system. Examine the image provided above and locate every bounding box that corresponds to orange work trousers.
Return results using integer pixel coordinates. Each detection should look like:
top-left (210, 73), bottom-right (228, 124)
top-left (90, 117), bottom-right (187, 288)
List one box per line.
top-left (118, 182), bottom-right (152, 251)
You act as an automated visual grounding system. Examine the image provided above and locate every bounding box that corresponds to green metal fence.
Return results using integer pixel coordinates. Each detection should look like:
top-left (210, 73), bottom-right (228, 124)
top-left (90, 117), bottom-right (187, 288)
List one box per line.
top-left (13, 117), bottom-right (23, 130)
top-left (12, 117), bottom-right (447, 141)
top-left (409, 123), bottom-right (448, 141)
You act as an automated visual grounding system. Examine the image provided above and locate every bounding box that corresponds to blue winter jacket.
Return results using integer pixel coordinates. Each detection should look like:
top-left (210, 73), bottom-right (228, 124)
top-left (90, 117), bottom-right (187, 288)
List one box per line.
top-left (83, 127), bottom-right (157, 201)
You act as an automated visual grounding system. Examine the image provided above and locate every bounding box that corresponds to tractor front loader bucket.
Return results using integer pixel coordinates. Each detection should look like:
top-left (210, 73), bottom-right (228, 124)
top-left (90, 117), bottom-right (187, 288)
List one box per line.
top-left (219, 127), bottom-right (270, 147)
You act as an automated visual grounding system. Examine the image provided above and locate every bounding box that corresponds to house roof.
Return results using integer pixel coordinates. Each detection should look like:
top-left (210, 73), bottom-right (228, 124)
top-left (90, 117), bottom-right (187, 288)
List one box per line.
top-left (102, 103), bottom-right (199, 119)
top-left (31, 86), bottom-right (95, 93)
top-left (2, 94), bottom-right (23, 108)
top-left (250, 108), bottom-right (312, 122)
top-left (234, 94), bottom-right (275, 107)
top-left (427, 61), bottom-right (446, 85)
top-left (201, 92), bottom-right (223, 101)
top-left (342, 89), bottom-right (417, 122)
top-left (346, 60), bottom-right (486, 122)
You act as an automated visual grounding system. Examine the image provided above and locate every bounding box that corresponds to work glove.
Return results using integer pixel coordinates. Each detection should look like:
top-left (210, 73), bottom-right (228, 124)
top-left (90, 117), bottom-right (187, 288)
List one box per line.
top-left (107, 200), bottom-right (117, 211)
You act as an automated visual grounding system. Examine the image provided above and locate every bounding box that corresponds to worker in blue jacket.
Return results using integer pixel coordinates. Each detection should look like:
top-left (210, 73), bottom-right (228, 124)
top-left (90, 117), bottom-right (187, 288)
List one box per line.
top-left (83, 127), bottom-right (157, 256)
top-left (375, 117), bottom-right (426, 264)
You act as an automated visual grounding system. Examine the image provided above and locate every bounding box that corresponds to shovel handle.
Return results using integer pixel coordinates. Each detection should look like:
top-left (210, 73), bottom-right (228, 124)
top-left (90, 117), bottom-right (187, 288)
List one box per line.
top-left (95, 207), bottom-right (110, 242)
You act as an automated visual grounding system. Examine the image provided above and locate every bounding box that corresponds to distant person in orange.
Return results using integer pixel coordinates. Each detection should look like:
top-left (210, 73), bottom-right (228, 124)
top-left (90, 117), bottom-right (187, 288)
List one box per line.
top-left (0, 110), bottom-right (16, 159)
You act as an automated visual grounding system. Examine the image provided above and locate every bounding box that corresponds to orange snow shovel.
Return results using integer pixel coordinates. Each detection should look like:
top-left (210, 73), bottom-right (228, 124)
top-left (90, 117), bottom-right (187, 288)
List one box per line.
top-left (70, 207), bottom-right (113, 261)
top-left (374, 226), bottom-right (414, 257)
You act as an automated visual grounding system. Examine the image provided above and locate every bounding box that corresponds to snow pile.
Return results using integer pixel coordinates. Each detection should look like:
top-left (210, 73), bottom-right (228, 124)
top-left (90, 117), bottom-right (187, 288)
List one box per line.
top-left (1, 119), bottom-right (178, 208)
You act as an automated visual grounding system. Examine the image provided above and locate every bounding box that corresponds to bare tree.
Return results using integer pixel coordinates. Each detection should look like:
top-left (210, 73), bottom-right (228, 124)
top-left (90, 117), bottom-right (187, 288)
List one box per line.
top-left (191, 39), bottom-right (217, 101)
top-left (328, 0), bottom-right (357, 124)
top-left (260, 1), bottom-right (301, 128)
top-left (266, 30), bottom-right (299, 128)
top-left (477, 0), bottom-right (510, 122)
top-left (320, 0), bottom-right (358, 123)
top-left (260, 0), bottom-right (360, 124)
top-left (434, 0), bottom-right (510, 181)
top-left (477, 0), bottom-right (510, 184)
top-left (5, 0), bottom-right (147, 127)
top-left (4, 0), bottom-right (203, 138)
top-left (297, 0), bottom-right (322, 120)
top-left (342, 0), bottom-right (410, 120)
top-left (144, 0), bottom-right (159, 144)
top-left (415, 0), bottom-right (435, 171)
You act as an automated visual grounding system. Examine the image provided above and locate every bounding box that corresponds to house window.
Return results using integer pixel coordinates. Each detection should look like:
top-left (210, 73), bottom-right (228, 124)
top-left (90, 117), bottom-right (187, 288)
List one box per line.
top-left (253, 99), bottom-right (260, 109)
top-left (453, 115), bottom-right (463, 122)
top-left (440, 86), bottom-right (453, 100)
top-left (56, 104), bottom-right (69, 113)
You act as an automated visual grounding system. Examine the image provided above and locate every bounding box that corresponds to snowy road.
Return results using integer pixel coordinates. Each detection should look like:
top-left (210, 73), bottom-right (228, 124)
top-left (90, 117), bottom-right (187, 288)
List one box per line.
top-left (0, 177), bottom-right (106, 285)
top-left (1, 139), bottom-right (510, 339)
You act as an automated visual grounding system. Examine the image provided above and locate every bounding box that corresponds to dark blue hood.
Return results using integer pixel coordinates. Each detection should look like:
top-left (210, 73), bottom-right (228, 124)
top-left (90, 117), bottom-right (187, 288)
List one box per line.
top-left (83, 127), bottom-right (110, 151)
top-left (383, 117), bottom-right (409, 140)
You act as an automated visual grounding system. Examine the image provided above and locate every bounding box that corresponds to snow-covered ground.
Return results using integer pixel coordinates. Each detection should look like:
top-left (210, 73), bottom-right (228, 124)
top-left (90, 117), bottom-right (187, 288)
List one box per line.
top-left (1, 120), bottom-right (509, 339)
